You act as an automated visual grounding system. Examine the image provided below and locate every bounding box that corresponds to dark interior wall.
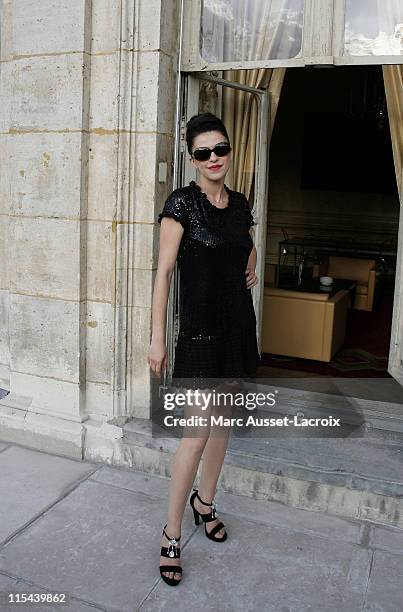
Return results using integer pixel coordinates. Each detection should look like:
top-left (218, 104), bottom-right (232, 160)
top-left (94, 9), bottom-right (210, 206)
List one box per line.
top-left (266, 66), bottom-right (400, 267)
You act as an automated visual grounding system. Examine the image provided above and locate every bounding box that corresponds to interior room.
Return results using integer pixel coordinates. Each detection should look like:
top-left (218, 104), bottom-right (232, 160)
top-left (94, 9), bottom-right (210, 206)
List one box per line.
top-left (260, 65), bottom-right (400, 378)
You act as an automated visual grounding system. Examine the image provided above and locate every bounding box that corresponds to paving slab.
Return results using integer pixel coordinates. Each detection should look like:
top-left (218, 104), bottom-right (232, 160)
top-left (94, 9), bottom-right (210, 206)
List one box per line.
top-left (140, 514), bottom-right (360, 612)
top-left (91, 466), bottom-right (363, 545)
top-left (0, 573), bottom-right (107, 612)
top-left (370, 523), bottom-right (403, 555)
top-left (89, 465), bottom-right (171, 501)
top-left (0, 478), bottom-right (195, 612)
top-left (339, 547), bottom-right (373, 612)
top-left (0, 446), bottom-right (97, 544)
top-left (1, 445), bottom-right (403, 612)
top-left (363, 550), bottom-right (403, 612)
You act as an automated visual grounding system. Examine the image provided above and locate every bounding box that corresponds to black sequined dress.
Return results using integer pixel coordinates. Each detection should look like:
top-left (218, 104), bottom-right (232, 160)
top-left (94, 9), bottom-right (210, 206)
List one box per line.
top-left (157, 180), bottom-right (261, 389)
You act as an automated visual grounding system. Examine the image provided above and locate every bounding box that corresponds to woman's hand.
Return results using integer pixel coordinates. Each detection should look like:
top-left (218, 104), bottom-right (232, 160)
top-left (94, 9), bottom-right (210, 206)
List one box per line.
top-left (245, 267), bottom-right (259, 289)
top-left (147, 339), bottom-right (168, 377)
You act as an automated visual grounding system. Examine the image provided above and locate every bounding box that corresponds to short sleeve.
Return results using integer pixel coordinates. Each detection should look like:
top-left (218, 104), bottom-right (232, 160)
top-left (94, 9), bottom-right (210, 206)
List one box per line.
top-left (242, 195), bottom-right (255, 228)
top-left (158, 191), bottom-right (189, 229)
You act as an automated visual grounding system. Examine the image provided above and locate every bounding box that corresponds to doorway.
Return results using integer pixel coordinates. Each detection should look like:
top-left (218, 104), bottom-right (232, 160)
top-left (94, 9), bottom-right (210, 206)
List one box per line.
top-left (165, 72), bottom-right (270, 382)
top-left (260, 66), bottom-right (400, 384)
top-left (167, 66), bottom-right (403, 410)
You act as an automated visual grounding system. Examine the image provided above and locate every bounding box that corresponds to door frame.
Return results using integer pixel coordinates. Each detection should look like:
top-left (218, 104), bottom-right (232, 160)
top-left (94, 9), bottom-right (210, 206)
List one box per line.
top-left (388, 176), bottom-right (403, 383)
top-left (164, 65), bottom-right (403, 394)
top-left (164, 72), bottom-right (271, 383)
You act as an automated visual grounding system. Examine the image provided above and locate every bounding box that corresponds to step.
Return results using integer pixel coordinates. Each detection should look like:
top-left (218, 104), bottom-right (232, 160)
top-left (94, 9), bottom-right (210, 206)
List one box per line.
top-left (121, 379), bottom-right (403, 529)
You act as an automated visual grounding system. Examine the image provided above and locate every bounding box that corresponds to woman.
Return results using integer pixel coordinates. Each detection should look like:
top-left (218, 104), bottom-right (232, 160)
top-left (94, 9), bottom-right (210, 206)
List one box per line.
top-left (147, 112), bottom-right (261, 586)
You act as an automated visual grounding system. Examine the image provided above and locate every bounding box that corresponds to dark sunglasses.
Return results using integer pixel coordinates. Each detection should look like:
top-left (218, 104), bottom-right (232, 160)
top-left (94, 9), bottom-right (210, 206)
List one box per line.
top-left (192, 143), bottom-right (232, 162)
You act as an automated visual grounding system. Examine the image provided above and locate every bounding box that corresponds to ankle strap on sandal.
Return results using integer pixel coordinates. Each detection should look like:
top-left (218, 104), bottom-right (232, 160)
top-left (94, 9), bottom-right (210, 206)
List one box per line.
top-left (162, 524), bottom-right (181, 558)
top-left (192, 489), bottom-right (217, 519)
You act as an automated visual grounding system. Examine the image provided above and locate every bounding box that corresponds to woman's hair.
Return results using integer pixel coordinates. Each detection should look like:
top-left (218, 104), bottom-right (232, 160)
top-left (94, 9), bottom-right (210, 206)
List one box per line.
top-left (186, 112), bottom-right (230, 155)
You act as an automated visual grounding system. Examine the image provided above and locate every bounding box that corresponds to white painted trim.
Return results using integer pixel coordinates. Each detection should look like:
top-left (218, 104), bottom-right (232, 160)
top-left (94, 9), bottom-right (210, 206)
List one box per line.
top-left (302, 0), bottom-right (334, 61)
top-left (332, 0), bottom-right (345, 59)
top-left (181, 0), bottom-right (403, 70)
top-left (252, 91), bottom-right (271, 353)
top-left (388, 171), bottom-right (403, 385)
top-left (181, 0), bottom-right (306, 71)
top-left (183, 75), bottom-right (199, 186)
top-left (335, 56), bottom-right (403, 66)
top-left (181, 0), bottom-right (202, 69)
top-left (333, 0), bottom-right (403, 66)
top-left (181, 58), bottom-right (306, 71)
top-left (165, 74), bottom-right (199, 383)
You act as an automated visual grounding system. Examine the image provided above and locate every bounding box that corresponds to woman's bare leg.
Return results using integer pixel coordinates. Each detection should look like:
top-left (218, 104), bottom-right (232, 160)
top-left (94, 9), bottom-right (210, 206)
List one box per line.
top-left (195, 430), bottom-right (231, 538)
top-left (160, 390), bottom-right (211, 581)
top-left (194, 381), bottom-right (236, 538)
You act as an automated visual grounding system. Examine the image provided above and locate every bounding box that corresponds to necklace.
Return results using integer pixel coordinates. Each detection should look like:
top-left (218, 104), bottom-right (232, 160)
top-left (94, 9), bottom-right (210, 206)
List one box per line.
top-left (191, 181), bottom-right (230, 210)
top-left (207, 191), bottom-right (226, 207)
top-left (211, 196), bottom-right (223, 205)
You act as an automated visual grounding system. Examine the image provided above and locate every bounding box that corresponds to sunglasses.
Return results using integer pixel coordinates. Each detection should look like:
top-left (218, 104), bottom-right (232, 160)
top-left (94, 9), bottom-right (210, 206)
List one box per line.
top-left (192, 143), bottom-right (232, 162)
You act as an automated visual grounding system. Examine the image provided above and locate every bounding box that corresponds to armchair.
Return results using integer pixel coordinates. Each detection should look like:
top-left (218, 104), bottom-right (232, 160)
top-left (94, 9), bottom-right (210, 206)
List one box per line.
top-left (313, 256), bottom-right (382, 311)
top-left (262, 286), bottom-right (350, 362)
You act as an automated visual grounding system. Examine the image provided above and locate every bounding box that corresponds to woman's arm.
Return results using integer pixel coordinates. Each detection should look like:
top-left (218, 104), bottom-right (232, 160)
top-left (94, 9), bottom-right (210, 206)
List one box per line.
top-left (147, 218), bottom-right (184, 377)
top-left (247, 245), bottom-right (257, 272)
top-left (245, 234), bottom-right (259, 289)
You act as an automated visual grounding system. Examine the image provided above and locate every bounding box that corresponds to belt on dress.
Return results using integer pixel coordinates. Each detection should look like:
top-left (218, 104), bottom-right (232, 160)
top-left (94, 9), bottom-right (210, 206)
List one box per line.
top-left (178, 331), bottom-right (220, 341)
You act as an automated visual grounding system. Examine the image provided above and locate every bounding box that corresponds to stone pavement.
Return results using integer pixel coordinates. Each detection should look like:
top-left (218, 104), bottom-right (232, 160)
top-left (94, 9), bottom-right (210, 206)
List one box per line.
top-left (0, 441), bottom-right (402, 612)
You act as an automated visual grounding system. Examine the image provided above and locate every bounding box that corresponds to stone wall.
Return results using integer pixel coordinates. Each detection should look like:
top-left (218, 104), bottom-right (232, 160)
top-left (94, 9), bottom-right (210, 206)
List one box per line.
top-left (0, 0), bottom-right (180, 458)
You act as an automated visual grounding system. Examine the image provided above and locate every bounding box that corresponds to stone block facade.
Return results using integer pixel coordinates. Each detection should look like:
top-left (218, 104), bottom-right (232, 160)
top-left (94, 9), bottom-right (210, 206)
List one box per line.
top-left (0, 0), bottom-right (180, 459)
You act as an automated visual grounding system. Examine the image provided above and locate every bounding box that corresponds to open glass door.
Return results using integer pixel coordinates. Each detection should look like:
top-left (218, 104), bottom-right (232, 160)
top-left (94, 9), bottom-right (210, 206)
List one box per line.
top-left (165, 73), bottom-right (270, 383)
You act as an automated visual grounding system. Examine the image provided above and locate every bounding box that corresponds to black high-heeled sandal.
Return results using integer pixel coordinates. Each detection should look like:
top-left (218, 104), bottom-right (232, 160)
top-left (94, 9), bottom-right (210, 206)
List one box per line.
top-left (189, 488), bottom-right (227, 542)
top-left (159, 523), bottom-right (182, 586)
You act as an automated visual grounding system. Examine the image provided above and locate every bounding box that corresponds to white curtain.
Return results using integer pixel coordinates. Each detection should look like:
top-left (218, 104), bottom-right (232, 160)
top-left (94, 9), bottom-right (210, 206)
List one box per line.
top-left (201, 0), bottom-right (304, 64)
top-left (378, 0), bottom-right (403, 35)
top-left (345, 0), bottom-right (403, 56)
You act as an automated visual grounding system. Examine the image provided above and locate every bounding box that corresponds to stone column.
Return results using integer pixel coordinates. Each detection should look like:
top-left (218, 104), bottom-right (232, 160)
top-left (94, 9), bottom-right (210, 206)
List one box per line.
top-left (0, 0), bottom-right (93, 457)
top-left (0, 0), bottom-right (180, 460)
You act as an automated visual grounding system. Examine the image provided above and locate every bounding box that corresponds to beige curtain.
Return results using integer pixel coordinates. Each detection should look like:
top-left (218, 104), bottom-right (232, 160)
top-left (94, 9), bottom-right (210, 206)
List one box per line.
top-left (383, 65), bottom-right (403, 199)
top-left (222, 68), bottom-right (285, 198)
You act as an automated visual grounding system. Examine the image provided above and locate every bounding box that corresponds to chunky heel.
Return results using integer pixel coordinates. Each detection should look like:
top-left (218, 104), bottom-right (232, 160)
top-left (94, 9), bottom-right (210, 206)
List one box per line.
top-left (192, 506), bottom-right (200, 525)
top-left (189, 488), bottom-right (227, 542)
top-left (159, 524), bottom-right (182, 586)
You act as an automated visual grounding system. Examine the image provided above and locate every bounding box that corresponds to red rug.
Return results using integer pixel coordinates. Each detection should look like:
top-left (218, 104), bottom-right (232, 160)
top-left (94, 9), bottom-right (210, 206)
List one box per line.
top-left (261, 292), bottom-right (394, 378)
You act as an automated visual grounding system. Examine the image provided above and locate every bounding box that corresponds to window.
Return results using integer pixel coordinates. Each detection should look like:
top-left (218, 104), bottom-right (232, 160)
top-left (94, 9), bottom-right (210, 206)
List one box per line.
top-left (200, 0), bottom-right (304, 63)
top-left (181, 0), bottom-right (403, 70)
top-left (344, 0), bottom-right (403, 56)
